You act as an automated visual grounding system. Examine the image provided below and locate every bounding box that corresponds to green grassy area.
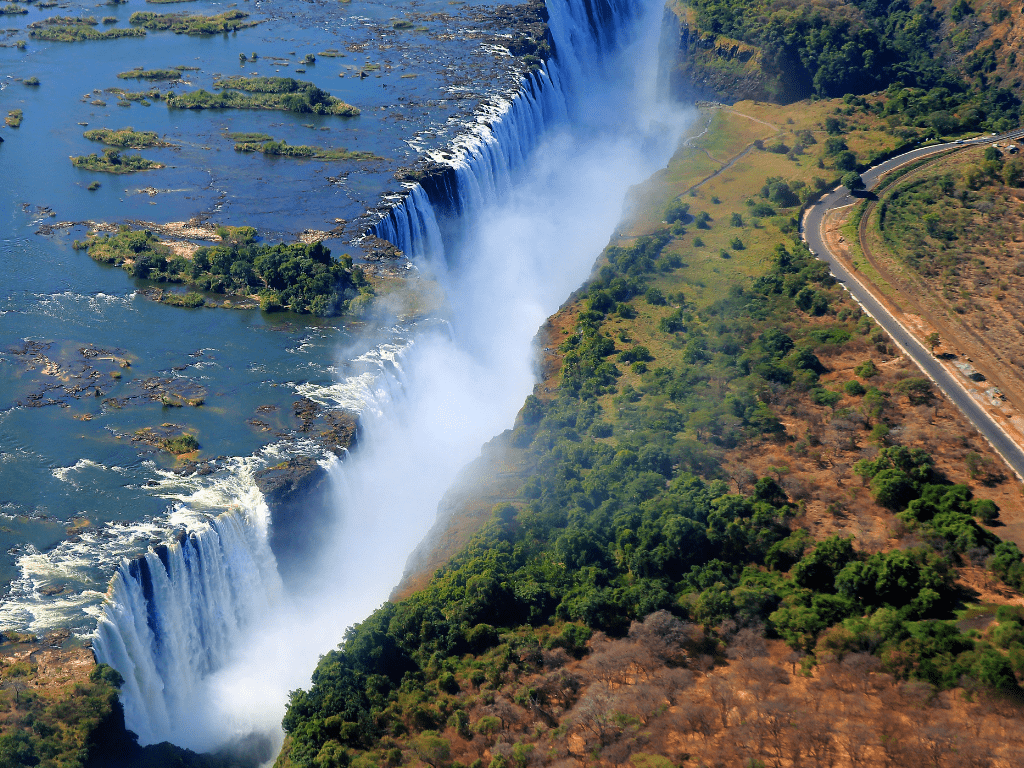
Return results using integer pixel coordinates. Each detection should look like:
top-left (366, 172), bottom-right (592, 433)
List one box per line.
top-left (225, 131), bottom-right (274, 142)
top-left (701, 109), bottom-right (777, 163)
top-left (839, 203), bottom-right (896, 296)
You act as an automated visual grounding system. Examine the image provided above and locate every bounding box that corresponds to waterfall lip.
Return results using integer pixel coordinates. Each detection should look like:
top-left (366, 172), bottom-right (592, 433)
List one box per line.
top-left (357, 34), bottom-right (540, 243)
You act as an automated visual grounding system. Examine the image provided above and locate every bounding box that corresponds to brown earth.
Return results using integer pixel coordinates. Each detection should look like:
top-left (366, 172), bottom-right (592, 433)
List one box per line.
top-left (382, 613), bottom-right (1024, 768)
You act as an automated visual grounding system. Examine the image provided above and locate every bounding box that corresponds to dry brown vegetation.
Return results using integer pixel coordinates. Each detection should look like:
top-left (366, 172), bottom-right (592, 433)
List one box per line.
top-left (723, 331), bottom-right (1024, 554)
top-left (383, 612), bottom-right (1024, 768)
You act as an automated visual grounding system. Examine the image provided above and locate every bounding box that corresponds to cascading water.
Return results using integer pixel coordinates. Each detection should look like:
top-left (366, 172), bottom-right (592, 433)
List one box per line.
top-left (94, 508), bottom-right (283, 746)
top-left (94, 0), bottom-right (693, 756)
top-left (372, 0), bottom-right (642, 262)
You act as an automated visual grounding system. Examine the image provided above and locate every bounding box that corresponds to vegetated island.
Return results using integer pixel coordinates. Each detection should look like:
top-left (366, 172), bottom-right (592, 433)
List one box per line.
top-left (84, 127), bottom-right (175, 148)
top-left (28, 16), bottom-right (146, 42)
top-left (104, 87), bottom-right (165, 106)
top-left (71, 149), bottom-right (163, 173)
top-left (74, 226), bottom-right (374, 316)
top-left (167, 76), bottom-right (360, 116)
top-left (234, 136), bottom-right (382, 161)
top-left (128, 10), bottom-right (260, 35)
top-left (0, 3), bottom-right (28, 15)
top-left (6, 109), bottom-right (22, 128)
top-left (117, 65), bottom-right (195, 81)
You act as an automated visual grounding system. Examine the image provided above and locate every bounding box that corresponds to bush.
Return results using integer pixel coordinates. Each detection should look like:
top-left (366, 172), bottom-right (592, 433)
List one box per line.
top-left (474, 716), bottom-right (502, 735)
top-left (664, 198), bottom-right (690, 224)
top-left (854, 360), bottom-right (878, 378)
top-left (645, 288), bottom-right (666, 305)
top-left (972, 498), bottom-right (999, 524)
top-left (844, 380), bottom-right (866, 396)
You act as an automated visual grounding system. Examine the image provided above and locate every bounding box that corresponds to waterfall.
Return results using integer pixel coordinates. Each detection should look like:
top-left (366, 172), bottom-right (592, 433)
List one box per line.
top-left (93, 481), bottom-right (284, 746)
top-left (93, 0), bottom-right (688, 754)
top-left (371, 0), bottom-right (644, 263)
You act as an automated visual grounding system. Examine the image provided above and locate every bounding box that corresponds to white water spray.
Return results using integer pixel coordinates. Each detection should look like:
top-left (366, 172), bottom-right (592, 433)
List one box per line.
top-left (94, 0), bottom-right (693, 755)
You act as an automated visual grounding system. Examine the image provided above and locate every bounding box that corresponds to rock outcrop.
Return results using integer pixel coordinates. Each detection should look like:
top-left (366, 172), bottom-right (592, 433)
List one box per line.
top-left (662, 4), bottom-right (776, 103)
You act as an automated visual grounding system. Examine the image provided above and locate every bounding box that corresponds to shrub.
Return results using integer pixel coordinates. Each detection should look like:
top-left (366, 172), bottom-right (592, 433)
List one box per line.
top-left (474, 716), bottom-right (501, 735)
top-left (972, 498), bottom-right (999, 524)
top-left (665, 198), bottom-right (690, 223)
top-left (437, 672), bottom-right (459, 694)
top-left (645, 288), bottom-right (666, 305)
top-left (842, 171), bottom-right (865, 191)
top-left (854, 360), bottom-right (878, 378)
top-left (844, 380), bottom-right (866, 396)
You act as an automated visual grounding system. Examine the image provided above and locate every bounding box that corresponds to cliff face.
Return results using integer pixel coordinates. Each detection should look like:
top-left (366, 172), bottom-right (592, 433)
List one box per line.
top-left (662, 4), bottom-right (777, 104)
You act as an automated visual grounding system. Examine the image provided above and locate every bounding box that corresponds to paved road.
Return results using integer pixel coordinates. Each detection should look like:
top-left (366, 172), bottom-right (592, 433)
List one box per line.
top-left (802, 131), bottom-right (1024, 482)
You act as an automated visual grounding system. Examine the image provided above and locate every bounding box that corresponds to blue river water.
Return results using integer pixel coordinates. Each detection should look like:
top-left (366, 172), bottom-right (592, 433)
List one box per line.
top-left (0, 0), bottom-right (527, 633)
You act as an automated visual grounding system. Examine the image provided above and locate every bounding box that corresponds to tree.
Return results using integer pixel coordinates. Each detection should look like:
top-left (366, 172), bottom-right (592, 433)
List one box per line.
top-left (842, 171), bottom-right (865, 191)
top-left (925, 332), bottom-right (940, 353)
top-left (412, 732), bottom-right (451, 768)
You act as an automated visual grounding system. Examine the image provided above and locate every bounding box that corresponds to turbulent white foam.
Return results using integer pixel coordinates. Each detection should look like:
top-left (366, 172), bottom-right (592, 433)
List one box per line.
top-left (51, 458), bottom-right (106, 485)
top-left (29, 290), bottom-right (138, 318)
top-left (93, 505), bottom-right (283, 746)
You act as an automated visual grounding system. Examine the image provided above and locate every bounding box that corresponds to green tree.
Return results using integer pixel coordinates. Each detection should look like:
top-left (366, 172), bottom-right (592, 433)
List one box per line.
top-left (842, 172), bottom-right (865, 191)
top-left (412, 732), bottom-right (450, 767)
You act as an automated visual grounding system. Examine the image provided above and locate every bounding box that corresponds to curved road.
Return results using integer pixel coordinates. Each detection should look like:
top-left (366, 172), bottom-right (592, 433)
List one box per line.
top-left (803, 129), bottom-right (1024, 482)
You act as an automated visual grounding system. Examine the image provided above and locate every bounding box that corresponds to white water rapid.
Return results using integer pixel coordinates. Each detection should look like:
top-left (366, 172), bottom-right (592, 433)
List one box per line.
top-left (94, 0), bottom-right (694, 756)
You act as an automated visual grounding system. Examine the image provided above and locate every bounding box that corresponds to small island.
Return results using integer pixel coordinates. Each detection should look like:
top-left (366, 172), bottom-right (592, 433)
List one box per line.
top-left (28, 16), bottom-right (146, 42)
top-left (84, 127), bottom-right (175, 149)
top-left (128, 10), bottom-right (260, 35)
top-left (76, 226), bottom-right (374, 317)
top-left (71, 149), bottom-right (163, 173)
top-left (117, 66), bottom-right (193, 81)
top-left (234, 137), bottom-right (381, 161)
top-left (167, 76), bottom-right (359, 116)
